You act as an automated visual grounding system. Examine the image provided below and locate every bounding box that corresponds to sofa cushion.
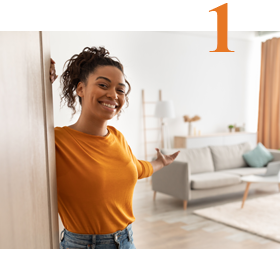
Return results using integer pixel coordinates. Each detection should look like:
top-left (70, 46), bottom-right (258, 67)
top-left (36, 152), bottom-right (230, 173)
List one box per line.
top-left (209, 142), bottom-right (251, 171)
top-left (191, 172), bottom-right (241, 190)
top-left (162, 147), bottom-right (214, 174)
top-left (242, 143), bottom-right (274, 167)
top-left (217, 167), bottom-right (267, 176)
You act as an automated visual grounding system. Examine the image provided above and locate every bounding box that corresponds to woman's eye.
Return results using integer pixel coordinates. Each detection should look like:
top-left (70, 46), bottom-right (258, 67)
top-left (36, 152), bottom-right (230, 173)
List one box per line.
top-left (118, 89), bottom-right (125, 94)
top-left (99, 84), bottom-right (107, 88)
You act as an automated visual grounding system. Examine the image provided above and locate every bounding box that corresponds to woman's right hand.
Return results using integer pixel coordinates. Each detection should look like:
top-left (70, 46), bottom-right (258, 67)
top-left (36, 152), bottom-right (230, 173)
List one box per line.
top-left (50, 58), bottom-right (58, 84)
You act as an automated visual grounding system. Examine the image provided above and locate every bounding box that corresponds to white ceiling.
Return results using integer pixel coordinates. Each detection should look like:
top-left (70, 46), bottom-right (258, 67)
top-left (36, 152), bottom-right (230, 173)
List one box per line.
top-left (162, 31), bottom-right (280, 41)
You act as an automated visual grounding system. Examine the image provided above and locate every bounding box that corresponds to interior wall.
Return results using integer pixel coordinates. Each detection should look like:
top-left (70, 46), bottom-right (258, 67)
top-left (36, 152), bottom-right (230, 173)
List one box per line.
top-left (50, 31), bottom-right (261, 159)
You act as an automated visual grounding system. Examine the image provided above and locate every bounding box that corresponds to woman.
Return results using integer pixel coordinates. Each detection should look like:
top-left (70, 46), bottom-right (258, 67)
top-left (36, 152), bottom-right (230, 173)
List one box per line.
top-left (50, 46), bottom-right (179, 249)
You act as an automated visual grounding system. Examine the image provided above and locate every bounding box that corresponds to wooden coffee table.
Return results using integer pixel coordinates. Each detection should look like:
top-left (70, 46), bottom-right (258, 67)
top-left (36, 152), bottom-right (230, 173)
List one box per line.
top-left (241, 175), bottom-right (280, 208)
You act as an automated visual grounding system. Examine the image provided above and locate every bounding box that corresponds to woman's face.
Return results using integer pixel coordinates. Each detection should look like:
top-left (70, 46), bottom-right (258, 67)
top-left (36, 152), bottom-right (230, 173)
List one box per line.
top-left (77, 66), bottom-right (127, 121)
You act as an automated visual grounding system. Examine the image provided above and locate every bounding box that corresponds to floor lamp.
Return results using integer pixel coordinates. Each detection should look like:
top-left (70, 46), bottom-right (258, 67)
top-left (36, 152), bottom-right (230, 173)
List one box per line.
top-left (154, 100), bottom-right (175, 149)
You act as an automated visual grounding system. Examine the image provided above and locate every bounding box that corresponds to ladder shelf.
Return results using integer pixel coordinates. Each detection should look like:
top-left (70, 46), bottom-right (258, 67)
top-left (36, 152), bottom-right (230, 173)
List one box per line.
top-left (141, 90), bottom-right (163, 183)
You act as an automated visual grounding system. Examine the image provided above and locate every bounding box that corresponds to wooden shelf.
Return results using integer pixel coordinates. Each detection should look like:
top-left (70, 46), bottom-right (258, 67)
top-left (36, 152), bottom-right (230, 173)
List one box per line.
top-left (175, 132), bottom-right (257, 139)
top-left (174, 132), bottom-right (257, 149)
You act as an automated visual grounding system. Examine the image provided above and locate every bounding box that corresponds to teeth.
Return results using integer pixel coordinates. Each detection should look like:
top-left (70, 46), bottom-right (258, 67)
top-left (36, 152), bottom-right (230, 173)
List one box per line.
top-left (101, 102), bottom-right (116, 109)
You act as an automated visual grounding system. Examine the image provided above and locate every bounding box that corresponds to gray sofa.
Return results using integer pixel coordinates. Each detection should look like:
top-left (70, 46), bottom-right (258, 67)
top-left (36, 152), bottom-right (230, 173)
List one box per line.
top-left (151, 142), bottom-right (280, 209)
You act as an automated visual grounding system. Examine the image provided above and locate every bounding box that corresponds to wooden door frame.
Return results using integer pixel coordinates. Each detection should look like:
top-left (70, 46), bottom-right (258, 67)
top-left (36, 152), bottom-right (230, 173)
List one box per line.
top-left (40, 31), bottom-right (59, 249)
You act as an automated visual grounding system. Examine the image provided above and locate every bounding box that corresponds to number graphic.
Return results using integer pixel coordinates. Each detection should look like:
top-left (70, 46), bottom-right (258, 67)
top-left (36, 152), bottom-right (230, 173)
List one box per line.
top-left (209, 3), bottom-right (234, 52)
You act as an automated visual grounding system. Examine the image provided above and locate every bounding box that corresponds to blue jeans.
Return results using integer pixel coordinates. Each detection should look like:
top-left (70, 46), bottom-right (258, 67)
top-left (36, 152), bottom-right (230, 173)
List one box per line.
top-left (59, 223), bottom-right (136, 249)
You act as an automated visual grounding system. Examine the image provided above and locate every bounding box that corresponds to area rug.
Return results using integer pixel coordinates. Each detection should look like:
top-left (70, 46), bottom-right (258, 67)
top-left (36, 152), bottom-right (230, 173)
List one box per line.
top-left (193, 193), bottom-right (280, 243)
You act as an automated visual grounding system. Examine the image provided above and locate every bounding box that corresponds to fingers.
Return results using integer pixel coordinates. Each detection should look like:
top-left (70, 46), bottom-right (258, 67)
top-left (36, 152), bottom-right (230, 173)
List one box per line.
top-left (50, 72), bottom-right (58, 83)
top-left (172, 151), bottom-right (180, 159)
top-left (49, 58), bottom-right (57, 84)
top-left (155, 148), bottom-right (161, 156)
top-left (168, 150), bottom-right (180, 160)
top-left (155, 148), bottom-right (180, 160)
top-left (50, 75), bottom-right (58, 83)
top-left (50, 65), bottom-right (55, 74)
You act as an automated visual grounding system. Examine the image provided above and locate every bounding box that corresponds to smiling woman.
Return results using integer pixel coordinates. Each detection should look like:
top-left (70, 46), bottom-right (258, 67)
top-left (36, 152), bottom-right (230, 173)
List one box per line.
top-left (59, 47), bottom-right (130, 121)
top-left (51, 46), bottom-right (180, 249)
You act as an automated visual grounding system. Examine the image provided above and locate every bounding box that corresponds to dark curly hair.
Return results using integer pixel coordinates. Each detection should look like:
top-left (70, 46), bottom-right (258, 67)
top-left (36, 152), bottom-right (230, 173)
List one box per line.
top-left (60, 46), bottom-right (131, 120)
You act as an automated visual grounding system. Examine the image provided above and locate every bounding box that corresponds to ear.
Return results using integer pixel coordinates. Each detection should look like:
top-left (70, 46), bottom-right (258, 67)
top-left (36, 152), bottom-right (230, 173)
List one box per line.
top-left (76, 81), bottom-right (85, 98)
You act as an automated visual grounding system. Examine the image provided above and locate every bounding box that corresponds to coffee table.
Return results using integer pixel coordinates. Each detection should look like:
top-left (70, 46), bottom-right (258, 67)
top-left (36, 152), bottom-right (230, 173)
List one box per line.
top-left (241, 175), bottom-right (280, 208)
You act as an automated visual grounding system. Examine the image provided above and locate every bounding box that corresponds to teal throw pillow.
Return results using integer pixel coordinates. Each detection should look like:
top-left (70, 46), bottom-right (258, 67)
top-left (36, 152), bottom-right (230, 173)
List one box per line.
top-left (242, 143), bottom-right (273, 167)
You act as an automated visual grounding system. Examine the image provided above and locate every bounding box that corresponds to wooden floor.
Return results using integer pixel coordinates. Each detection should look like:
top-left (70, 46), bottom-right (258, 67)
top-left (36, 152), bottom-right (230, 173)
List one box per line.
top-left (132, 179), bottom-right (280, 249)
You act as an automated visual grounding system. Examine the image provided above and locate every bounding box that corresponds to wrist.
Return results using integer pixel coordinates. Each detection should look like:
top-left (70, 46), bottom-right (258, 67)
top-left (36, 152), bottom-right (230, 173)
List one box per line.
top-left (150, 158), bottom-right (165, 174)
top-left (157, 157), bottom-right (164, 168)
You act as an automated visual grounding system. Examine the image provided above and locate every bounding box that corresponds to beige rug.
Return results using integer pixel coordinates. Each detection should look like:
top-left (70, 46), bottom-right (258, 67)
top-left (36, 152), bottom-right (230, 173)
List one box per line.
top-left (193, 193), bottom-right (280, 243)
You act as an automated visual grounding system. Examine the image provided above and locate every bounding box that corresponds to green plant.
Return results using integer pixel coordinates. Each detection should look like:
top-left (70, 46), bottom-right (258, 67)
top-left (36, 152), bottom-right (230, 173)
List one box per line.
top-left (228, 125), bottom-right (234, 129)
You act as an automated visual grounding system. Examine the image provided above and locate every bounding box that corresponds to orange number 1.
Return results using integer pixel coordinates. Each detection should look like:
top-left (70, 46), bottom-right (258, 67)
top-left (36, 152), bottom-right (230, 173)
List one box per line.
top-left (209, 3), bottom-right (234, 52)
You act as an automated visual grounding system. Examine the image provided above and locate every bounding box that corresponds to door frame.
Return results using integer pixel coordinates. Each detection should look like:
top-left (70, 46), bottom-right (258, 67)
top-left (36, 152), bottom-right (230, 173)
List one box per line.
top-left (40, 31), bottom-right (59, 249)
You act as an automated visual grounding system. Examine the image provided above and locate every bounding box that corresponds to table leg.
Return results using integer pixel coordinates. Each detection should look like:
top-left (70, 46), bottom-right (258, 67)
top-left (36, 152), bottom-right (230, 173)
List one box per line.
top-left (241, 182), bottom-right (251, 209)
top-left (278, 183), bottom-right (280, 192)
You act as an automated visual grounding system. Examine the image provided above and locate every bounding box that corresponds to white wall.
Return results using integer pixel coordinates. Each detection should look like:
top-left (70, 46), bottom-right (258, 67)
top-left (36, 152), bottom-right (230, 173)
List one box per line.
top-left (50, 31), bottom-right (261, 159)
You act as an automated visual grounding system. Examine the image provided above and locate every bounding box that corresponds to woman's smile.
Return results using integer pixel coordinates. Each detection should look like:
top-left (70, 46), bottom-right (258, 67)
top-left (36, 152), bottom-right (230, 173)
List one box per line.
top-left (98, 101), bottom-right (118, 112)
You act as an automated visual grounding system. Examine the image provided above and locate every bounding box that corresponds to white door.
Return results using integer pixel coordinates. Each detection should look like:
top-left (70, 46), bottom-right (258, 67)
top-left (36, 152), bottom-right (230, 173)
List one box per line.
top-left (0, 31), bottom-right (59, 249)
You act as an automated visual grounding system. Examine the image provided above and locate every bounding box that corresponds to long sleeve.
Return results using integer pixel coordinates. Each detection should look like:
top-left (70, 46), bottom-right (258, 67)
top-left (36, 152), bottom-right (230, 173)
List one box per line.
top-left (127, 145), bottom-right (153, 179)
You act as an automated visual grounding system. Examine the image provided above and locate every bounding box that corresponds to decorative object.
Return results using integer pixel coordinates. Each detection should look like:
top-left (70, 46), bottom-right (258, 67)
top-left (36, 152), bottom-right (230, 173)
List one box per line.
top-left (183, 115), bottom-right (201, 136)
top-left (242, 142), bottom-right (274, 167)
top-left (193, 193), bottom-right (280, 243)
top-left (229, 123), bottom-right (246, 132)
top-left (228, 125), bottom-right (234, 132)
top-left (154, 100), bottom-right (175, 149)
top-left (234, 123), bottom-right (244, 132)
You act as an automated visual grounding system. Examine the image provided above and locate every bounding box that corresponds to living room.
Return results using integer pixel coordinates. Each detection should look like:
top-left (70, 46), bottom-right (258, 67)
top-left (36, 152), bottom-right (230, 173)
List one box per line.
top-left (51, 31), bottom-right (280, 249)
top-left (52, 31), bottom-right (262, 156)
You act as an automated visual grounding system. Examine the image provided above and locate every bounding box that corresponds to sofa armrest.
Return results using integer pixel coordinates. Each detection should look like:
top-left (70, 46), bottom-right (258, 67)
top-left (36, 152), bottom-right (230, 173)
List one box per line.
top-left (268, 149), bottom-right (280, 161)
top-left (151, 161), bottom-right (191, 201)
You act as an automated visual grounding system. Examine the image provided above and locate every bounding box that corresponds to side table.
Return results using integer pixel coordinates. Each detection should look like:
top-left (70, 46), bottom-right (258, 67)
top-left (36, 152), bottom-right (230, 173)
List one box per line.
top-left (240, 175), bottom-right (280, 208)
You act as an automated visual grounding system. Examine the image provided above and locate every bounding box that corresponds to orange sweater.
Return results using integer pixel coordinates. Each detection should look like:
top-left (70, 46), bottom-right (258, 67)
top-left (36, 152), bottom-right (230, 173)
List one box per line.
top-left (55, 126), bottom-right (153, 234)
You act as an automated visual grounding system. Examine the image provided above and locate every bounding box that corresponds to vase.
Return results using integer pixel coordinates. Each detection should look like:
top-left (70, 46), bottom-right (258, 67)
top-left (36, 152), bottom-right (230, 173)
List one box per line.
top-left (188, 122), bottom-right (192, 136)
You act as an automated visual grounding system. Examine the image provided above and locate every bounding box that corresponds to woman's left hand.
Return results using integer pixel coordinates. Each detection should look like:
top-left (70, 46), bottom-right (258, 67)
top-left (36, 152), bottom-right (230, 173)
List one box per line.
top-left (155, 148), bottom-right (180, 167)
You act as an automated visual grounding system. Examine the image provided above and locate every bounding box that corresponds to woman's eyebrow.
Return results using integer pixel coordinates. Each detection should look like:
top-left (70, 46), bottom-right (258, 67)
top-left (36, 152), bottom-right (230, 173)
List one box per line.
top-left (96, 76), bottom-right (111, 82)
top-left (96, 76), bottom-right (126, 87)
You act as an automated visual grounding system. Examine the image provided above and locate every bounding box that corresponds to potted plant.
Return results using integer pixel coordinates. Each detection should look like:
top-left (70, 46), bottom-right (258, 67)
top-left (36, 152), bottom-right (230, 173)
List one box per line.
top-left (228, 125), bottom-right (234, 132)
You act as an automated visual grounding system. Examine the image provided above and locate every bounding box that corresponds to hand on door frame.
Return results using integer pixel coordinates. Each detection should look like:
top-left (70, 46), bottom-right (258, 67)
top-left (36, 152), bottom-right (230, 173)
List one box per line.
top-left (50, 58), bottom-right (58, 84)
